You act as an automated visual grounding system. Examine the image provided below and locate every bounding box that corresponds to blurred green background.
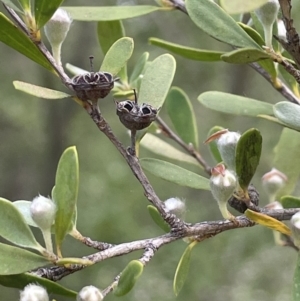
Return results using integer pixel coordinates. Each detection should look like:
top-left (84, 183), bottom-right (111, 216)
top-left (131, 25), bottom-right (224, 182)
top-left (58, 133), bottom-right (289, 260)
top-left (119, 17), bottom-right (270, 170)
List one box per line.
top-left (0, 0), bottom-right (299, 300)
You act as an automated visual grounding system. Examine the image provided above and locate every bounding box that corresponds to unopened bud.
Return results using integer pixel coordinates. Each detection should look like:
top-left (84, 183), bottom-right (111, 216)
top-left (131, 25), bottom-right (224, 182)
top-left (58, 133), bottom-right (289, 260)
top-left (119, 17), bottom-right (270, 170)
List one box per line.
top-left (20, 284), bottom-right (49, 301)
top-left (210, 164), bottom-right (237, 220)
top-left (30, 195), bottom-right (56, 231)
top-left (77, 286), bottom-right (103, 301)
top-left (44, 8), bottom-right (72, 66)
top-left (164, 197), bottom-right (186, 218)
top-left (290, 212), bottom-right (300, 248)
top-left (277, 19), bottom-right (287, 42)
top-left (205, 129), bottom-right (240, 171)
top-left (254, 0), bottom-right (280, 48)
top-left (262, 168), bottom-right (287, 200)
top-left (264, 201), bottom-right (283, 210)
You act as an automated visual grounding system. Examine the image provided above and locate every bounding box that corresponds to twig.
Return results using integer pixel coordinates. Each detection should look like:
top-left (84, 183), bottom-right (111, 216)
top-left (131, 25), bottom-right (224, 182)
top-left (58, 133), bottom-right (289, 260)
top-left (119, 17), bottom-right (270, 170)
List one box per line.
top-left (278, 0), bottom-right (300, 68)
top-left (249, 62), bottom-right (300, 104)
top-left (155, 116), bottom-right (212, 175)
top-left (3, 4), bottom-right (72, 88)
top-left (85, 103), bottom-right (186, 230)
top-left (32, 207), bottom-right (299, 282)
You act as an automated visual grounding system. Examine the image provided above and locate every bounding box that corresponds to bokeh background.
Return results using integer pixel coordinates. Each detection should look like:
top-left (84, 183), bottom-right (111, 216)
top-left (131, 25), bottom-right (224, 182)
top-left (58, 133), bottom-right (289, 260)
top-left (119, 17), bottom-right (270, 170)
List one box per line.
top-left (1, 0), bottom-right (300, 300)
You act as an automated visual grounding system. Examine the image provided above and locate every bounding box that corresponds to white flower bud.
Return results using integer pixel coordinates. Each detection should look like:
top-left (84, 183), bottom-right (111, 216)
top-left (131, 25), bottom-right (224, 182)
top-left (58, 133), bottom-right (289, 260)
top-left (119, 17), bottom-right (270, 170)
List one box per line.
top-left (210, 164), bottom-right (237, 220)
top-left (30, 195), bottom-right (56, 231)
top-left (254, 0), bottom-right (280, 48)
top-left (290, 212), bottom-right (300, 248)
top-left (262, 168), bottom-right (287, 201)
top-left (44, 8), bottom-right (72, 66)
top-left (20, 284), bottom-right (49, 301)
top-left (77, 286), bottom-right (103, 301)
top-left (205, 129), bottom-right (240, 171)
top-left (277, 19), bottom-right (287, 42)
top-left (264, 201), bottom-right (283, 210)
top-left (164, 197), bottom-right (186, 218)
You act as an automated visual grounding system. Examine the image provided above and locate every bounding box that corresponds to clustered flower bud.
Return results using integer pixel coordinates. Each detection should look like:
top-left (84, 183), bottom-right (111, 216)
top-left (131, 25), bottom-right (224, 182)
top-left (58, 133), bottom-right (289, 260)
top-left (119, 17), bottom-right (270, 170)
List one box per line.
top-left (164, 197), bottom-right (186, 219)
top-left (30, 195), bottom-right (56, 231)
top-left (20, 284), bottom-right (49, 301)
top-left (254, 0), bottom-right (280, 48)
top-left (262, 168), bottom-right (287, 201)
top-left (210, 164), bottom-right (237, 221)
top-left (77, 286), bottom-right (103, 301)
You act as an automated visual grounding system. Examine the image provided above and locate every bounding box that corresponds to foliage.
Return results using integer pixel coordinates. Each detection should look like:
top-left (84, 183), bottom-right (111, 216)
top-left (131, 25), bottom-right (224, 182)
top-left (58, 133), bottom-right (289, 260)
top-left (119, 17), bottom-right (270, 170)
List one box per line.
top-left (0, 0), bottom-right (300, 300)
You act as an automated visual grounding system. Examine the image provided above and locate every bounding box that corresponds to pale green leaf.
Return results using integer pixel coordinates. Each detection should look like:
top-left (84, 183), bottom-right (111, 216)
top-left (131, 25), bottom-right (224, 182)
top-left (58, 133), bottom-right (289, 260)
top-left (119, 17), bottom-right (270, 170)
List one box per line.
top-left (0, 198), bottom-right (42, 251)
top-left (221, 48), bottom-right (269, 64)
top-left (140, 158), bottom-right (210, 190)
top-left (140, 134), bottom-right (199, 166)
top-left (166, 87), bottom-right (198, 148)
top-left (220, 0), bottom-right (269, 14)
top-left (13, 200), bottom-right (37, 228)
top-left (281, 196), bottom-right (300, 209)
top-left (13, 81), bottom-right (70, 99)
top-left (173, 241), bottom-right (198, 296)
top-left (129, 52), bottom-right (149, 84)
top-left (65, 63), bottom-right (87, 76)
top-left (198, 91), bottom-right (274, 116)
top-left (62, 6), bottom-right (171, 21)
top-left (0, 272), bottom-right (76, 297)
top-left (273, 101), bottom-right (300, 131)
top-left (139, 54), bottom-right (176, 108)
top-left (114, 260), bottom-right (144, 296)
top-left (0, 13), bottom-right (54, 71)
top-left (149, 38), bottom-right (224, 61)
top-left (54, 147), bottom-right (79, 249)
top-left (147, 205), bottom-right (170, 233)
top-left (35, 0), bottom-right (66, 29)
top-left (100, 37), bottom-right (134, 76)
top-left (0, 243), bottom-right (50, 275)
top-left (97, 20), bottom-right (127, 81)
top-left (186, 0), bottom-right (259, 49)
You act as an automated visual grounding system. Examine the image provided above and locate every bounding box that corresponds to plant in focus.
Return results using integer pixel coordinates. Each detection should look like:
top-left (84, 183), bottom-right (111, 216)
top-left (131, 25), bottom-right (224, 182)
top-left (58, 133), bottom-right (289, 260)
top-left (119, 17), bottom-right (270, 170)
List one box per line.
top-left (1, 0), bottom-right (300, 300)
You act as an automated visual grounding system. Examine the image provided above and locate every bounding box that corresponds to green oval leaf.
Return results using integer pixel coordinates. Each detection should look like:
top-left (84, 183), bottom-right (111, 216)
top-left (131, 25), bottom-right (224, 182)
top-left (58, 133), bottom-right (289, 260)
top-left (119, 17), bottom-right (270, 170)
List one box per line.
top-left (235, 129), bottom-right (262, 191)
top-left (114, 260), bottom-right (144, 296)
top-left (273, 101), bottom-right (300, 131)
top-left (100, 37), bottom-right (134, 76)
top-left (140, 134), bottom-right (199, 166)
top-left (54, 146), bottom-right (79, 251)
top-left (221, 48), bottom-right (269, 64)
top-left (281, 196), bottom-right (300, 209)
top-left (0, 272), bottom-right (77, 297)
top-left (198, 91), bottom-right (274, 116)
top-left (149, 38), bottom-right (224, 61)
top-left (173, 241), bottom-right (198, 296)
top-left (0, 13), bottom-right (54, 71)
top-left (0, 243), bottom-right (50, 275)
top-left (293, 253), bottom-right (300, 301)
top-left (13, 81), bottom-right (70, 99)
top-left (13, 200), bottom-right (38, 228)
top-left (129, 52), bottom-right (149, 84)
top-left (273, 128), bottom-right (300, 197)
top-left (147, 205), bottom-right (170, 233)
top-left (186, 0), bottom-right (259, 49)
top-left (140, 158), bottom-right (210, 190)
top-left (220, 0), bottom-right (269, 14)
top-left (166, 87), bottom-right (198, 148)
top-left (35, 0), bottom-right (66, 29)
top-left (62, 6), bottom-right (170, 21)
top-left (245, 209), bottom-right (291, 235)
top-left (0, 198), bottom-right (42, 251)
top-left (206, 126), bottom-right (224, 163)
top-left (139, 54), bottom-right (176, 109)
top-left (65, 63), bottom-right (87, 76)
top-left (238, 22), bottom-right (277, 79)
top-left (97, 20), bottom-right (127, 82)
